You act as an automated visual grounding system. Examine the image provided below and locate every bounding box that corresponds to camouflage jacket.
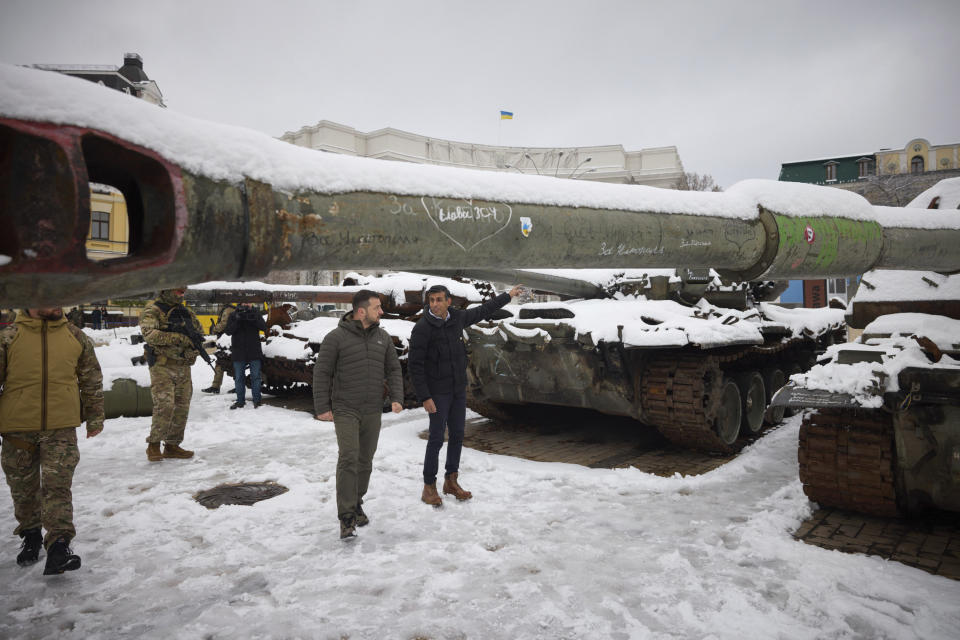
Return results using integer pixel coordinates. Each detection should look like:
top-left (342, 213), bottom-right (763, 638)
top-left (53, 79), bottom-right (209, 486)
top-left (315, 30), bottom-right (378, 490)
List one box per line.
top-left (0, 312), bottom-right (104, 434)
top-left (139, 292), bottom-right (204, 365)
top-left (212, 305), bottom-right (236, 336)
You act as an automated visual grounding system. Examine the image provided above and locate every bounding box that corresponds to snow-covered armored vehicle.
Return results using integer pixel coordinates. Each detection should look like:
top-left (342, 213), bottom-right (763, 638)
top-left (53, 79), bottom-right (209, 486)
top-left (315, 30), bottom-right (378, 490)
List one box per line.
top-left (429, 268), bottom-right (844, 453)
top-left (771, 178), bottom-right (960, 516)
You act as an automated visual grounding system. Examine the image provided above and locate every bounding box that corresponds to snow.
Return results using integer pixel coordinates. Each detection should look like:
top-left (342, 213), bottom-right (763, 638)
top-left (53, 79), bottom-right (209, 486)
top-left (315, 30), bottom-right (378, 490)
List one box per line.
top-left (853, 270), bottom-right (960, 303)
top-left (189, 272), bottom-right (483, 306)
top-left (5, 62), bottom-right (955, 231)
top-left (794, 339), bottom-right (960, 408)
top-left (863, 313), bottom-right (960, 350)
top-left (2, 333), bottom-right (958, 639)
top-left (502, 298), bottom-right (842, 350)
top-left (907, 176), bottom-right (960, 210)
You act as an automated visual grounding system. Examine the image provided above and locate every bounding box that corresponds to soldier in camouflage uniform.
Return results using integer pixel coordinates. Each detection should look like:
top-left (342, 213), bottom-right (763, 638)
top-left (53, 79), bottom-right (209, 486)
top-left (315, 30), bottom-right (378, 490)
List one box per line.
top-left (0, 307), bottom-right (104, 575)
top-left (202, 303), bottom-right (236, 394)
top-left (140, 287), bottom-right (203, 462)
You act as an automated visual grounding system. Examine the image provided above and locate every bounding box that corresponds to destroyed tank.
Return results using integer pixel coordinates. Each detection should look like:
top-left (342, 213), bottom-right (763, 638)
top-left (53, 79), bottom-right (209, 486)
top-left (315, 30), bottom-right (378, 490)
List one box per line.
top-left (770, 178), bottom-right (960, 517)
top-left (2, 70), bottom-right (960, 502)
top-left (428, 268), bottom-right (844, 453)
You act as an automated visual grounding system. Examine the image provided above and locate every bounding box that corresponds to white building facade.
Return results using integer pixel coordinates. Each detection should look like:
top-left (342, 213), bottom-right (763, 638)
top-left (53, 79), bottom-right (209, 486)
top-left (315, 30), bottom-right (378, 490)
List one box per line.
top-left (280, 120), bottom-right (684, 188)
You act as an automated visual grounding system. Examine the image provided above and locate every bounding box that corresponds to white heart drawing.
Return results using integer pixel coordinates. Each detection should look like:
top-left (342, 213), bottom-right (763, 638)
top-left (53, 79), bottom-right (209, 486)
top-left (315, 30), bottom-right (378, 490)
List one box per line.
top-left (421, 197), bottom-right (513, 251)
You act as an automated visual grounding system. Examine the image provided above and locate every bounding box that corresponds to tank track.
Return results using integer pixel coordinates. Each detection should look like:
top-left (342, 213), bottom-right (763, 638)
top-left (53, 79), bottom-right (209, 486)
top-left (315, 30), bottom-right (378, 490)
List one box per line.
top-left (639, 354), bottom-right (736, 453)
top-left (798, 408), bottom-right (900, 517)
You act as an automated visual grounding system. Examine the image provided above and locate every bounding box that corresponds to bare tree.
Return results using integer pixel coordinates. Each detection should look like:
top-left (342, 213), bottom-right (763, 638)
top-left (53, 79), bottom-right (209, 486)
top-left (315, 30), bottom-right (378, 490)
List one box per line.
top-left (851, 173), bottom-right (939, 207)
top-left (676, 172), bottom-right (722, 192)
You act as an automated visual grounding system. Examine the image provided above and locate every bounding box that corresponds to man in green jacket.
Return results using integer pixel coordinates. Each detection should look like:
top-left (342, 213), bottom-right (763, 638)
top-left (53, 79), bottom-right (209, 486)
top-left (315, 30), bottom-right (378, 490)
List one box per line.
top-left (0, 307), bottom-right (104, 575)
top-left (313, 290), bottom-right (404, 539)
top-left (202, 303), bottom-right (236, 395)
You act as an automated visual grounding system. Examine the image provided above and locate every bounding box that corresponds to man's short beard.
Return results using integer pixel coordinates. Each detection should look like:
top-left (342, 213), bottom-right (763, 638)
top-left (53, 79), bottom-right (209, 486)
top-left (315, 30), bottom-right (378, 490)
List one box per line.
top-left (36, 309), bottom-right (63, 320)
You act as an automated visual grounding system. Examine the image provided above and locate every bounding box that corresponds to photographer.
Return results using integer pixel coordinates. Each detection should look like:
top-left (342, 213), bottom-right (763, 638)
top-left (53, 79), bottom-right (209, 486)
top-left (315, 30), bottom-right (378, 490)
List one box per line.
top-left (225, 303), bottom-right (267, 409)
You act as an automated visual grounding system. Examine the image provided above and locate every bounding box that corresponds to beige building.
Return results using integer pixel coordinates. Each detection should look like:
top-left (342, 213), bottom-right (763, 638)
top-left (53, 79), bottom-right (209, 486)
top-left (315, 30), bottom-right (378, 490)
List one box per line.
top-left (86, 184), bottom-right (129, 261)
top-left (280, 120), bottom-right (684, 188)
top-left (876, 138), bottom-right (960, 176)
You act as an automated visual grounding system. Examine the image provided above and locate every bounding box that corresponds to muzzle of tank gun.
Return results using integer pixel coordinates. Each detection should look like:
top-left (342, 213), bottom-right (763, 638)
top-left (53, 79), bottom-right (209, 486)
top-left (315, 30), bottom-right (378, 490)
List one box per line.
top-left (0, 117), bottom-right (275, 307)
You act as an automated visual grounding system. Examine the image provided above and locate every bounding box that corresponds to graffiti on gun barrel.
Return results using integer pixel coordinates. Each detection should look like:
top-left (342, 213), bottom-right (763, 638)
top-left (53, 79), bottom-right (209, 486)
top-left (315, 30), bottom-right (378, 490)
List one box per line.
top-left (421, 197), bottom-right (513, 251)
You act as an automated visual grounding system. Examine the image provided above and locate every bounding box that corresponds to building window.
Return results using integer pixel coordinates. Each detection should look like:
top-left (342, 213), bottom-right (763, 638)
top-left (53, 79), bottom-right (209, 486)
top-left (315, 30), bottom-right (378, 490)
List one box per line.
top-left (91, 211), bottom-right (110, 240)
top-left (857, 158), bottom-right (874, 178)
top-left (911, 155), bottom-right (924, 174)
top-left (827, 278), bottom-right (847, 298)
top-left (824, 162), bottom-right (837, 182)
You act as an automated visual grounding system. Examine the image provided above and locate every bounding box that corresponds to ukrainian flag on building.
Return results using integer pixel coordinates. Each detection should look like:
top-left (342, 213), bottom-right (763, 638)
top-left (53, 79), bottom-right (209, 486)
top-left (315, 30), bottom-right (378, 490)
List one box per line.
top-left (500, 110), bottom-right (513, 120)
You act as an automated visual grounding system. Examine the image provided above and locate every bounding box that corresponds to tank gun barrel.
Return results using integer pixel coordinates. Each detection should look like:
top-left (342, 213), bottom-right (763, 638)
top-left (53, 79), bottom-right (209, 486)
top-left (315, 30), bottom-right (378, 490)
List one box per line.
top-left (421, 269), bottom-right (607, 299)
top-left (2, 109), bottom-right (960, 308)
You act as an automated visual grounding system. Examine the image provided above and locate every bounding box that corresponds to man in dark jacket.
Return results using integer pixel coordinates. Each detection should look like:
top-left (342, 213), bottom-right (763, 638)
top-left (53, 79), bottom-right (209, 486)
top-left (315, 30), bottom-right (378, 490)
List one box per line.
top-left (225, 304), bottom-right (267, 409)
top-left (313, 290), bottom-right (404, 539)
top-left (409, 283), bottom-right (521, 506)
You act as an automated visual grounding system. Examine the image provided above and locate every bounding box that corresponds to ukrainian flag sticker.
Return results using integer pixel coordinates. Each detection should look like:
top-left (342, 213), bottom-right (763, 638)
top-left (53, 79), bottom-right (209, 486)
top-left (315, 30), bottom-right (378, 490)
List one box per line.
top-left (520, 217), bottom-right (532, 237)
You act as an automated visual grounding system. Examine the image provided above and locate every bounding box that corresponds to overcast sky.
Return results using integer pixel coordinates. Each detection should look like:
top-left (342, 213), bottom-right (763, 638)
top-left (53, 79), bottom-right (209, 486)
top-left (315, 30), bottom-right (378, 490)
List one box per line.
top-left (2, 0), bottom-right (957, 188)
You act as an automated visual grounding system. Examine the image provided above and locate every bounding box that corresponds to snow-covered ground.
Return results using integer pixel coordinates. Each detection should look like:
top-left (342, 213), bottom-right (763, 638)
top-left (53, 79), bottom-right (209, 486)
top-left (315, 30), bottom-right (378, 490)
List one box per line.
top-left (1, 344), bottom-right (958, 639)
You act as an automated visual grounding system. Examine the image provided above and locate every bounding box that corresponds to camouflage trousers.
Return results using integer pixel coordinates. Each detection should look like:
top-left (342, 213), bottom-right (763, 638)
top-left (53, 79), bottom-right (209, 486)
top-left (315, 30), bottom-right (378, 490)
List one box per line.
top-left (211, 363), bottom-right (225, 389)
top-left (1, 427), bottom-right (79, 547)
top-left (148, 362), bottom-right (193, 444)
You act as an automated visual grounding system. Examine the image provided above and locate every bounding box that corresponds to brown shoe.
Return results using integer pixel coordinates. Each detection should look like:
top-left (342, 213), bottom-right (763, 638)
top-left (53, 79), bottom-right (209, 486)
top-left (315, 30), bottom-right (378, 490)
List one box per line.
top-left (162, 443), bottom-right (194, 459)
top-left (443, 472), bottom-right (472, 501)
top-left (146, 443), bottom-right (163, 462)
top-left (421, 483), bottom-right (443, 506)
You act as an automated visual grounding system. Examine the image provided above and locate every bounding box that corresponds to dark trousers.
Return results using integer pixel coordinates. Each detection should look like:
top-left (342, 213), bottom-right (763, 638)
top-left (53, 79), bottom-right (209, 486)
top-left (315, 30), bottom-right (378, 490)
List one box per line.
top-left (422, 391), bottom-right (467, 484)
top-left (233, 359), bottom-right (262, 405)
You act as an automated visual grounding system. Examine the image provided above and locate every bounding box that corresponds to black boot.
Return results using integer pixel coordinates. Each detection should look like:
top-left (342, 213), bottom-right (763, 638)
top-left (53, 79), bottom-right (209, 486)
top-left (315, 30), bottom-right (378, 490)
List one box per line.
top-left (202, 386), bottom-right (220, 394)
top-left (16, 528), bottom-right (43, 566)
top-left (43, 537), bottom-right (81, 575)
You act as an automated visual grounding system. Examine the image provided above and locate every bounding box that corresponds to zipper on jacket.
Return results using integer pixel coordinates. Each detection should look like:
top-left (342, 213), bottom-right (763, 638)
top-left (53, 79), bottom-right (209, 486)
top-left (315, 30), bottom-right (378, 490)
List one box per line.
top-left (41, 320), bottom-right (48, 430)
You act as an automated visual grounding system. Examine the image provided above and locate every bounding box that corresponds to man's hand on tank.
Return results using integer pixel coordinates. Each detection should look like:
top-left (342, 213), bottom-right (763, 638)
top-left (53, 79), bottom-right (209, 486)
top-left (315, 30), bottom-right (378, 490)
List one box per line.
top-left (508, 285), bottom-right (523, 298)
top-left (391, 402), bottom-right (403, 413)
top-left (315, 411), bottom-right (333, 421)
top-left (423, 398), bottom-right (437, 414)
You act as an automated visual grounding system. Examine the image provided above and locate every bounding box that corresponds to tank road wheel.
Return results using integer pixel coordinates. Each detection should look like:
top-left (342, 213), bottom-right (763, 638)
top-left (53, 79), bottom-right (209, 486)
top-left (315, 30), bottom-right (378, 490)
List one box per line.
top-left (798, 409), bottom-right (900, 517)
top-left (734, 371), bottom-right (766, 437)
top-left (713, 378), bottom-right (742, 446)
top-left (641, 354), bottom-right (745, 453)
top-left (762, 367), bottom-right (786, 425)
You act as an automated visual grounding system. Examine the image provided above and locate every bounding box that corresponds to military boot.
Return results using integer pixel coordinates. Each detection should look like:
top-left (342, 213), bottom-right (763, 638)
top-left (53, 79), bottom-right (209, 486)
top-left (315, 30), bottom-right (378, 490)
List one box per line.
top-left (421, 483), bottom-right (443, 506)
top-left (201, 386), bottom-right (219, 394)
top-left (146, 442), bottom-right (163, 462)
top-left (356, 504), bottom-right (369, 527)
top-left (16, 528), bottom-right (43, 566)
top-left (43, 537), bottom-right (81, 575)
top-left (163, 443), bottom-right (194, 459)
top-left (339, 514), bottom-right (357, 539)
top-left (442, 472), bottom-right (473, 501)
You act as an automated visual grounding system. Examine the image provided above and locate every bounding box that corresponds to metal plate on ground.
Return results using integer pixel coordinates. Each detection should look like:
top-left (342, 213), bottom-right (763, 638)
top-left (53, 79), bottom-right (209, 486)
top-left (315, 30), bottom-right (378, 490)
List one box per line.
top-left (194, 481), bottom-right (289, 509)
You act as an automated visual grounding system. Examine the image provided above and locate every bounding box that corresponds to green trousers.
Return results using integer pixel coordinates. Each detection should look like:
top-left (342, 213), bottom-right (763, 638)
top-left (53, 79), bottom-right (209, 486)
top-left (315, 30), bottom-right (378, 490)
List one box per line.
top-left (333, 409), bottom-right (382, 520)
top-left (1, 428), bottom-right (79, 547)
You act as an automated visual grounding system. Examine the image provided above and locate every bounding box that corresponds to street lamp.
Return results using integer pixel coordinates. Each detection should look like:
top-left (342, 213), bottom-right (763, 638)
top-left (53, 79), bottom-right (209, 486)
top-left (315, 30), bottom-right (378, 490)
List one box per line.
top-left (523, 152), bottom-right (542, 176)
top-left (504, 164), bottom-right (524, 174)
top-left (553, 151), bottom-right (565, 177)
top-left (571, 167), bottom-right (597, 180)
top-left (568, 156), bottom-right (592, 179)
